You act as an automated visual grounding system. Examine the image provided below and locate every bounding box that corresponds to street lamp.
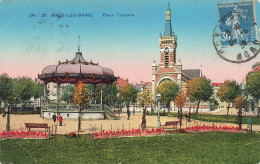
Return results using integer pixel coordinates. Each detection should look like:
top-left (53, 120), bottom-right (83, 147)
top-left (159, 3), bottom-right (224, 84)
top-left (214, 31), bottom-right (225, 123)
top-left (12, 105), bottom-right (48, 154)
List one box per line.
top-left (157, 93), bottom-right (161, 128)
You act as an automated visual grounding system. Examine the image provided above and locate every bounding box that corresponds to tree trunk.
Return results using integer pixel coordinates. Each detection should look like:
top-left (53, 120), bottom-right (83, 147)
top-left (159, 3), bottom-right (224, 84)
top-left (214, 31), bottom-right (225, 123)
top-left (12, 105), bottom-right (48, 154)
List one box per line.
top-left (226, 103), bottom-right (230, 116)
top-left (257, 99), bottom-right (259, 117)
top-left (177, 107), bottom-right (180, 119)
top-left (6, 106), bottom-right (10, 132)
top-left (238, 108), bottom-right (242, 129)
top-left (188, 106), bottom-right (191, 122)
top-left (78, 107), bottom-right (82, 135)
top-left (141, 107), bottom-right (146, 130)
top-left (180, 108), bottom-right (182, 128)
top-left (196, 100), bottom-right (201, 114)
top-left (133, 103), bottom-right (135, 115)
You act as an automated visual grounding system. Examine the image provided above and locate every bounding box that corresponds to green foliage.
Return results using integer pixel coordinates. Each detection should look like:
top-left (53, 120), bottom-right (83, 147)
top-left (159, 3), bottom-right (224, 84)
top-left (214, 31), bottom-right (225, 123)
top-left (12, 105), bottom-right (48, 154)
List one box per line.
top-left (0, 74), bottom-right (13, 103)
top-left (186, 77), bottom-right (213, 102)
top-left (234, 95), bottom-right (247, 109)
top-left (61, 85), bottom-right (74, 104)
top-left (0, 133), bottom-right (260, 163)
top-left (9, 110), bottom-right (41, 114)
top-left (247, 71), bottom-right (260, 99)
top-left (218, 80), bottom-right (241, 103)
top-left (151, 112), bottom-right (260, 125)
top-left (119, 84), bottom-right (138, 106)
top-left (15, 77), bottom-right (36, 103)
top-left (156, 81), bottom-right (179, 107)
top-left (186, 77), bottom-right (213, 113)
top-left (33, 83), bottom-right (44, 99)
top-left (209, 98), bottom-right (219, 110)
top-left (87, 82), bottom-right (118, 105)
top-left (137, 89), bottom-right (153, 108)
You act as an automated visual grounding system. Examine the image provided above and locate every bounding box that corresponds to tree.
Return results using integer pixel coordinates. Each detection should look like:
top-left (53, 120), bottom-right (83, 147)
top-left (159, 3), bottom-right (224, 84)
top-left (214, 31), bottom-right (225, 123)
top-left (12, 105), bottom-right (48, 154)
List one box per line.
top-left (0, 74), bottom-right (18, 131)
top-left (61, 85), bottom-right (74, 105)
top-left (73, 81), bottom-right (91, 134)
top-left (119, 84), bottom-right (138, 109)
top-left (209, 98), bottom-right (219, 110)
top-left (0, 74), bottom-right (13, 107)
top-left (247, 71), bottom-right (260, 99)
top-left (247, 71), bottom-right (260, 117)
top-left (218, 80), bottom-right (241, 116)
top-left (234, 95), bottom-right (247, 129)
top-left (156, 81), bottom-right (179, 111)
top-left (33, 83), bottom-right (44, 99)
top-left (33, 83), bottom-right (44, 108)
top-left (186, 77), bottom-right (213, 114)
top-left (137, 89), bottom-right (153, 130)
top-left (15, 77), bottom-right (36, 110)
top-left (174, 92), bottom-right (186, 128)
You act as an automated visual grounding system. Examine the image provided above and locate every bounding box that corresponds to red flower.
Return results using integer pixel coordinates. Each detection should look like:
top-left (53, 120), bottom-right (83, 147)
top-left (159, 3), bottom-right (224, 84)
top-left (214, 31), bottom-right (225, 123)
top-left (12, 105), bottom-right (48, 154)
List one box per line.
top-left (69, 132), bottom-right (76, 137)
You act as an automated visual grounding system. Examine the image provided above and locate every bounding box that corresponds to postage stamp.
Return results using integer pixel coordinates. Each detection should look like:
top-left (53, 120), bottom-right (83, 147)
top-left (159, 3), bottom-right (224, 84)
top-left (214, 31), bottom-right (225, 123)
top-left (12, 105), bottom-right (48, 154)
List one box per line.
top-left (213, 0), bottom-right (260, 63)
top-left (218, 1), bottom-right (257, 47)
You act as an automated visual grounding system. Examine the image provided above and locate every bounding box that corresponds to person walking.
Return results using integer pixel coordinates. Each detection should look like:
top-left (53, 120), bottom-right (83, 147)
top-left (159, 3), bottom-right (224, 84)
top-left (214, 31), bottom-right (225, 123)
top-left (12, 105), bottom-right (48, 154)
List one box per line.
top-left (58, 115), bottom-right (63, 126)
top-left (52, 114), bottom-right (56, 124)
top-left (127, 108), bottom-right (130, 120)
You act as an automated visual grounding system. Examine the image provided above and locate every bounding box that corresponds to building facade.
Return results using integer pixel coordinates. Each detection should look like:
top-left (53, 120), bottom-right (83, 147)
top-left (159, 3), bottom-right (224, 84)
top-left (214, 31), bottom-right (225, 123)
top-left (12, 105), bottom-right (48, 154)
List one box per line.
top-left (147, 3), bottom-right (202, 107)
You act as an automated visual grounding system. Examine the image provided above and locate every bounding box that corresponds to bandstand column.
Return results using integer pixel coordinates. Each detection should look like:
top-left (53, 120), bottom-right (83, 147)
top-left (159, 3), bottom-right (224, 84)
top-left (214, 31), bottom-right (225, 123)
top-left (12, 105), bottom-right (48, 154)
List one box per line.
top-left (56, 83), bottom-right (60, 113)
top-left (93, 84), bottom-right (96, 104)
top-left (44, 82), bottom-right (48, 108)
top-left (106, 84), bottom-right (109, 105)
top-left (100, 84), bottom-right (103, 110)
top-left (110, 84), bottom-right (113, 105)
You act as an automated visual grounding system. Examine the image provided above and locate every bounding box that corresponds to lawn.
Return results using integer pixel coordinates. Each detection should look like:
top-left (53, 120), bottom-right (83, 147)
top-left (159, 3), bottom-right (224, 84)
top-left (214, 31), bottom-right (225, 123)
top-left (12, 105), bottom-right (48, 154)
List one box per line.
top-left (152, 112), bottom-right (260, 125)
top-left (0, 132), bottom-right (259, 163)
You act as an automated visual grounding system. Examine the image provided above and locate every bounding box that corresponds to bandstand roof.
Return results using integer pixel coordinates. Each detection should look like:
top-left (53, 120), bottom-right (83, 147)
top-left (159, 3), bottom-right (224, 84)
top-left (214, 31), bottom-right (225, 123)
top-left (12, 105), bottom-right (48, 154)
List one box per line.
top-left (38, 51), bottom-right (117, 84)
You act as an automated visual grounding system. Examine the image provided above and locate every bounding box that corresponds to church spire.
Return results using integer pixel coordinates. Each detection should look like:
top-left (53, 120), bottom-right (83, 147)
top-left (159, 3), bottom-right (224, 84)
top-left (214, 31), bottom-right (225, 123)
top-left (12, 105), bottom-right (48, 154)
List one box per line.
top-left (164, 2), bottom-right (172, 36)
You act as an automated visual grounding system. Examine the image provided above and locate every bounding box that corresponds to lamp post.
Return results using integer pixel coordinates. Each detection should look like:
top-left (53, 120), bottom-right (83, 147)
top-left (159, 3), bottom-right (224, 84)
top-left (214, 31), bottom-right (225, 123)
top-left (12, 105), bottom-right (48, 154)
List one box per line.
top-left (157, 93), bottom-right (161, 128)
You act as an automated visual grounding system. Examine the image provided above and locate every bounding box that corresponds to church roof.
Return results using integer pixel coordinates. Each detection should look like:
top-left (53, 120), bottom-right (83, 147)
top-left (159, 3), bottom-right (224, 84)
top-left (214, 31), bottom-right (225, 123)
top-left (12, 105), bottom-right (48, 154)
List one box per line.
top-left (182, 69), bottom-right (201, 80)
top-left (252, 65), bottom-right (260, 72)
top-left (164, 21), bottom-right (172, 36)
top-left (164, 2), bottom-right (172, 36)
top-left (117, 78), bottom-right (129, 87)
top-left (167, 2), bottom-right (171, 11)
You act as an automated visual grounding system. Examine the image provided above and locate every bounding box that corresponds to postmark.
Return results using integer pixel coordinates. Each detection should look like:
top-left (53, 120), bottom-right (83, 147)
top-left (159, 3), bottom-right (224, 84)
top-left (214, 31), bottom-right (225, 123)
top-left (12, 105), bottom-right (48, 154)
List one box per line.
top-left (213, 0), bottom-right (260, 64)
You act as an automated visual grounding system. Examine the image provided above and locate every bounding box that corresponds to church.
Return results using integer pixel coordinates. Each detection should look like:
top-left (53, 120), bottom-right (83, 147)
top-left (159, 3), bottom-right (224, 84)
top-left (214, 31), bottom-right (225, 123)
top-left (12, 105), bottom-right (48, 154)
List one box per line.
top-left (146, 2), bottom-right (203, 106)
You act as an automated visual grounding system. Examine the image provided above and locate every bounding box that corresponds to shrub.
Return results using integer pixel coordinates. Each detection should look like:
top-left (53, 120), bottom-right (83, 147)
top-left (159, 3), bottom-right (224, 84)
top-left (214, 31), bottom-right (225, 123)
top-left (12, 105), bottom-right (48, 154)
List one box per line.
top-left (69, 132), bottom-right (76, 138)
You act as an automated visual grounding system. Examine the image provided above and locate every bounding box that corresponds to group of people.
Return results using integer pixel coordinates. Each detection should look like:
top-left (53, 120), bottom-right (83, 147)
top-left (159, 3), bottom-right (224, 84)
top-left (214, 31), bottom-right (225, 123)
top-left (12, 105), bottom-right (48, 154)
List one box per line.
top-left (52, 114), bottom-right (63, 126)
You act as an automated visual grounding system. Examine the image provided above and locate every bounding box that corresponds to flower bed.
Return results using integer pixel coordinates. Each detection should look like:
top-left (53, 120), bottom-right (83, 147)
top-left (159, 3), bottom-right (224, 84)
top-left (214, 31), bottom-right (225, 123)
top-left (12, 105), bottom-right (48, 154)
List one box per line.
top-left (185, 124), bottom-right (246, 133)
top-left (93, 128), bottom-right (167, 139)
top-left (0, 130), bottom-right (49, 139)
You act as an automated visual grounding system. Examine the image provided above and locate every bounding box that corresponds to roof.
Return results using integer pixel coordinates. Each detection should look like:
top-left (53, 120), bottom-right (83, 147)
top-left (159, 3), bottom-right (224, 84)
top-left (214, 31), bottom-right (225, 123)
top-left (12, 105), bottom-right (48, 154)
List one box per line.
top-left (167, 2), bottom-right (171, 11)
top-left (252, 65), bottom-right (260, 72)
top-left (117, 78), bottom-right (129, 87)
top-left (164, 3), bottom-right (172, 36)
top-left (39, 51), bottom-right (117, 84)
top-left (212, 83), bottom-right (221, 87)
top-left (70, 52), bottom-right (87, 63)
top-left (164, 21), bottom-right (172, 36)
top-left (135, 82), bottom-right (150, 91)
top-left (182, 69), bottom-right (201, 80)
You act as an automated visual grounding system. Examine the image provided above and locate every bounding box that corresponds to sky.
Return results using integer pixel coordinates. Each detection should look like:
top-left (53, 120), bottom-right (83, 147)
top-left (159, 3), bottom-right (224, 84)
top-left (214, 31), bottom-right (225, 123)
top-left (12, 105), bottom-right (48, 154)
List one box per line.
top-left (0, 0), bottom-right (260, 84)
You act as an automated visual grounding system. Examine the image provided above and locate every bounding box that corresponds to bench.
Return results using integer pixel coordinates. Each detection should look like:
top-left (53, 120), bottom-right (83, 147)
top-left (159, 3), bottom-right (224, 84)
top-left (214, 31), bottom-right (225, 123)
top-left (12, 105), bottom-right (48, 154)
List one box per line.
top-left (25, 123), bottom-right (50, 133)
top-left (161, 121), bottom-right (179, 130)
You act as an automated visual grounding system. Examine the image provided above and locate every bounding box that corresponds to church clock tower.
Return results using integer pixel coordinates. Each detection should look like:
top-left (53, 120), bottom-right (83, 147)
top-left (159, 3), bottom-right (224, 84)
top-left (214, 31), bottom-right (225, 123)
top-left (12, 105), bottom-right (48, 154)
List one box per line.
top-left (147, 2), bottom-right (203, 108)
top-left (159, 2), bottom-right (177, 68)
top-left (151, 2), bottom-right (180, 101)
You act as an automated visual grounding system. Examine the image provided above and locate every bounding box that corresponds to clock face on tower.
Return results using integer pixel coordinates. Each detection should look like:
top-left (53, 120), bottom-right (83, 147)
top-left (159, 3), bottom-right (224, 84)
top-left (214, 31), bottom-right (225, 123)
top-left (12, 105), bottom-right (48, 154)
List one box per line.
top-left (164, 47), bottom-right (169, 54)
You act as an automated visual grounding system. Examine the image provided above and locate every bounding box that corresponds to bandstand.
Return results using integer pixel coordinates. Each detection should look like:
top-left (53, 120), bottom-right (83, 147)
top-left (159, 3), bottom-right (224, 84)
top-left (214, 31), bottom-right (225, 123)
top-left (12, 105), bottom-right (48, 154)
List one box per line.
top-left (38, 48), bottom-right (118, 120)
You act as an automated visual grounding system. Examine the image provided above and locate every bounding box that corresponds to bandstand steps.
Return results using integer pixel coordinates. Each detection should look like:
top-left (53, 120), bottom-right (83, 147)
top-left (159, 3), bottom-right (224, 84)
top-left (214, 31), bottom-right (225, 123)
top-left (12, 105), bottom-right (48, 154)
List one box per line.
top-left (104, 105), bottom-right (120, 120)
